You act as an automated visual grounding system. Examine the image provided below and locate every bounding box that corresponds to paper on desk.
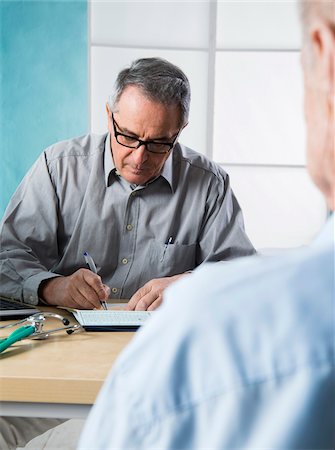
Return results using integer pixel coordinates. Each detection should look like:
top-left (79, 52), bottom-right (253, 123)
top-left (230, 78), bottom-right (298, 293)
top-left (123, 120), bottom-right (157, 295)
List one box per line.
top-left (72, 309), bottom-right (152, 328)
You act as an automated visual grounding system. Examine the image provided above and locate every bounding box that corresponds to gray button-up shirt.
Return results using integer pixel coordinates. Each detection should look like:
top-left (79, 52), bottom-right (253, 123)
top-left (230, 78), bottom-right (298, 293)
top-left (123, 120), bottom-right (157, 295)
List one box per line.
top-left (0, 133), bottom-right (254, 305)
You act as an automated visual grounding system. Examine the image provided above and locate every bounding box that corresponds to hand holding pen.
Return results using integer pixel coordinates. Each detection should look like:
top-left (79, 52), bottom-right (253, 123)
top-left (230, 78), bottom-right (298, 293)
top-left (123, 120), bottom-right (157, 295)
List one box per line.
top-left (83, 252), bottom-right (108, 310)
top-left (39, 268), bottom-right (110, 310)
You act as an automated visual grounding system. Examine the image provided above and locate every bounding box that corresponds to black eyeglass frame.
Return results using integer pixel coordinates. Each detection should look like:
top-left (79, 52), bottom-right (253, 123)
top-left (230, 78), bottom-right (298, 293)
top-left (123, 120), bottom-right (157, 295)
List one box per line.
top-left (111, 113), bottom-right (180, 154)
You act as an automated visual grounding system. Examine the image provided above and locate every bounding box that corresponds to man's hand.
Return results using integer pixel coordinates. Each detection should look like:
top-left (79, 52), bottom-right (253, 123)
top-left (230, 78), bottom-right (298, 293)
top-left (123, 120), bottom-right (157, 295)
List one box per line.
top-left (126, 274), bottom-right (187, 311)
top-left (39, 269), bottom-right (110, 309)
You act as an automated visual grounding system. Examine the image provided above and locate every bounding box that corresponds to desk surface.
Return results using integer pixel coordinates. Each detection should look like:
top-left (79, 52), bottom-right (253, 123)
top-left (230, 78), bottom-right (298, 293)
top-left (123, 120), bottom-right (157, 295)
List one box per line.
top-left (0, 306), bottom-right (134, 417)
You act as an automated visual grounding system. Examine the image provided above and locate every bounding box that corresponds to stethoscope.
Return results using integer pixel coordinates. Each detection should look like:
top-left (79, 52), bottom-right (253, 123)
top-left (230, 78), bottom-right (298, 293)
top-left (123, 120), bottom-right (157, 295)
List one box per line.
top-left (0, 312), bottom-right (82, 353)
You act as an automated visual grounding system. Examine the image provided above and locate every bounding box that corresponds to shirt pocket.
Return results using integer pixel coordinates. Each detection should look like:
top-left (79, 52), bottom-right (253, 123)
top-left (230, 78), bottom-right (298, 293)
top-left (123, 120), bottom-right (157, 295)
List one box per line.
top-left (146, 240), bottom-right (197, 278)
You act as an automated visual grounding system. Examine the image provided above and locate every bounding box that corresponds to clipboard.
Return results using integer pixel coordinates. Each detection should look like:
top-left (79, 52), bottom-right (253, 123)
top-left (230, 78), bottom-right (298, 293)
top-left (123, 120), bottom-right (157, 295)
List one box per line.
top-left (71, 309), bottom-right (152, 332)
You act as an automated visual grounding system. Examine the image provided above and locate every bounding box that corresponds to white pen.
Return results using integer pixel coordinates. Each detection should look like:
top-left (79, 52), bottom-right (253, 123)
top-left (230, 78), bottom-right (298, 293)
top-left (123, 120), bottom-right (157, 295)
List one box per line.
top-left (83, 251), bottom-right (108, 310)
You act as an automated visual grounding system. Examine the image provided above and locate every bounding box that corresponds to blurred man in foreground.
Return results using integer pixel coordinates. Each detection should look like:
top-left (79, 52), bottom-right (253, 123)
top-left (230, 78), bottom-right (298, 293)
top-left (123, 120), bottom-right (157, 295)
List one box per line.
top-left (78, 1), bottom-right (335, 448)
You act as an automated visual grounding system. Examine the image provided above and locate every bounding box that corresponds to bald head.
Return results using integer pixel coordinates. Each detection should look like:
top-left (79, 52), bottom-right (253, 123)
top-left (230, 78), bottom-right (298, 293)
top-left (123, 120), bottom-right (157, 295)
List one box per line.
top-left (299, 0), bottom-right (335, 211)
top-left (300, 0), bottom-right (335, 31)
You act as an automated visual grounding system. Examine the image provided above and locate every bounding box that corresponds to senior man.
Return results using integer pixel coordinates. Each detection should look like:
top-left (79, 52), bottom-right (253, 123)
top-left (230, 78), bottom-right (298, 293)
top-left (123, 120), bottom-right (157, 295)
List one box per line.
top-left (0, 57), bottom-right (254, 312)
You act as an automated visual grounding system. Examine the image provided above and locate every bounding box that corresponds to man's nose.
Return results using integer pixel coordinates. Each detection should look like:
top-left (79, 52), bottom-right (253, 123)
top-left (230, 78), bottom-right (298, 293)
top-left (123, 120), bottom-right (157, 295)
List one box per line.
top-left (132, 144), bottom-right (148, 165)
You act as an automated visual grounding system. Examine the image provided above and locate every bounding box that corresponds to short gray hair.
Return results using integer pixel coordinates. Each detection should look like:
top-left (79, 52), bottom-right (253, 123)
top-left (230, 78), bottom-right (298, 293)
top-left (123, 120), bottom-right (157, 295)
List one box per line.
top-left (110, 57), bottom-right (191, 126)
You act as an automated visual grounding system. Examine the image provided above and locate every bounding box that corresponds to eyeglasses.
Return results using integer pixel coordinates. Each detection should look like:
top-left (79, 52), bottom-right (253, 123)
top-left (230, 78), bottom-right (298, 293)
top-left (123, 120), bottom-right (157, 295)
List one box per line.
top-left (111, 113), bottom-right (179, 154)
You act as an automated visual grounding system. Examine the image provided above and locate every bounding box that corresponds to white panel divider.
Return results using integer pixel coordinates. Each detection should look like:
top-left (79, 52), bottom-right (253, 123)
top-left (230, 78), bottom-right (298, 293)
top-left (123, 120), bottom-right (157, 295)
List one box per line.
top-left (217, 0), bottom-right (302, 50)
top-left (225, 165), bottom-right (327, 249)
top-left (213, 51), bottom-right (306, 166)
top-left (91, 1), bottom-right (210, 49)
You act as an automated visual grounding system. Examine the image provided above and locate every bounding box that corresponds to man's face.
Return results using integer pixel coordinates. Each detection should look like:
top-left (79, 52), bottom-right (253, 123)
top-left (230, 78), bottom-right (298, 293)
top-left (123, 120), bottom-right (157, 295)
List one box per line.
top-left (107, 86), bottom-right (182, 186)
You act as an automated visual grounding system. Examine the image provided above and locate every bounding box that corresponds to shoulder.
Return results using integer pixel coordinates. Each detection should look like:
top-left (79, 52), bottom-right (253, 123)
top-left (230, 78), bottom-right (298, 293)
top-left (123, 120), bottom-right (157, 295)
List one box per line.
top-left (87, 223), bottom-right (334, 445)
top-left (174, 143), bottom-right (227, 182)
top-left (172, 228), bottom-right (334, 319)
top-left (43, 133), bottom-right (106, 163)
top-left (164, 235), bottom-right (334, 379)
top-left (118, 226), bottom-right (334, 396)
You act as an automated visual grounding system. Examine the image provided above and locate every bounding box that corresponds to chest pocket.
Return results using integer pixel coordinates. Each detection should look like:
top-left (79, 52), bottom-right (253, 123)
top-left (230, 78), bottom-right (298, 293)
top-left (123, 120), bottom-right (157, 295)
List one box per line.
top-left (142, 240), bottom-right (197, 282)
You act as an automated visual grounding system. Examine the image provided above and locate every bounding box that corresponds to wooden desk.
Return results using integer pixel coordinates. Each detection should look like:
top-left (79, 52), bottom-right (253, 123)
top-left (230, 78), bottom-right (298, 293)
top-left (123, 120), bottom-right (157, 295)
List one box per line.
top-left (0, 307), bottom-right (134, 418)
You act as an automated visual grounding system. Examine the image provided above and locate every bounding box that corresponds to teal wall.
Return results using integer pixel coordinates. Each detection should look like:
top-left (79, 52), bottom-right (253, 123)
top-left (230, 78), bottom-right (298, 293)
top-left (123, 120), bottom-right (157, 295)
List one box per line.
top-left (0, 0), bottom-right (88, 217)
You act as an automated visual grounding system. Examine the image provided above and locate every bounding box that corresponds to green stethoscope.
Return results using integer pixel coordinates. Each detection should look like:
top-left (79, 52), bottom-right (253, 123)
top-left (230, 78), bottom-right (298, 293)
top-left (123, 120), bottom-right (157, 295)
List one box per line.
top-left (0, 312), bottom-right (82, 353)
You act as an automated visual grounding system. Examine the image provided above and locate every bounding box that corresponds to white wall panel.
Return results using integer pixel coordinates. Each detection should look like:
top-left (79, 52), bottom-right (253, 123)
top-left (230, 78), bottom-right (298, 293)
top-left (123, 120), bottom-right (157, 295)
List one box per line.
top-left (91, 1), bottom-right (210, 48)
top-left (225, 165), bottom-right (327, 249)
top-left (217, 0), bottom-right (302, 50)
top-left (90, 46), bottom-right (208, 153)
top-left (213, 51), bottom-right (306, 166)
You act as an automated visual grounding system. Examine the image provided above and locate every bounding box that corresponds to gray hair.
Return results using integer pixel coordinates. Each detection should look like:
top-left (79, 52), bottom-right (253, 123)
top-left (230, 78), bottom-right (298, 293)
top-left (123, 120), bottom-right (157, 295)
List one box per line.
top-left (110, 57), bottom-right (191, 126)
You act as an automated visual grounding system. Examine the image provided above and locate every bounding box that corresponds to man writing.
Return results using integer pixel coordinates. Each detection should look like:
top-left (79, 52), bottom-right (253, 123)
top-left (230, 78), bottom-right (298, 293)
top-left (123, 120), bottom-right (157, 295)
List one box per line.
top-left (0, 58), bottom-right (254, 312)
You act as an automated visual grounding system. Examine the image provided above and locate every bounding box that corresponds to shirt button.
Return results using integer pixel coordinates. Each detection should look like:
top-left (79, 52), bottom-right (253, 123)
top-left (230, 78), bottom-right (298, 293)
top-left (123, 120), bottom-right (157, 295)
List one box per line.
top-left (126, 224), bottom-right (133, 231)
top-left (111, 287), bottom-right (118, 294)
top-left (122, 258), bottom-right (128, 265)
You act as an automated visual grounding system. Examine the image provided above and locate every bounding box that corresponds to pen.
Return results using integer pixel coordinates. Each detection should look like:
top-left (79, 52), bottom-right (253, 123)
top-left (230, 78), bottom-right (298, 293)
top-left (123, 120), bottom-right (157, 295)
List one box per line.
top-left (161, 237), bottom-right (173, 262)
top-left (83, 252), bottom-right (108, 310)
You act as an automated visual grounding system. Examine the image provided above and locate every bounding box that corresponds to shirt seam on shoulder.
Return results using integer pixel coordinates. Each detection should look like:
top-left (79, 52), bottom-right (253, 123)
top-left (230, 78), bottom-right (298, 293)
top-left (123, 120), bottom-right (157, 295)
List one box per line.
top-left (46, 147), bottom-right (103, 164)
top-left (178, 155), bottom-right (224, 182)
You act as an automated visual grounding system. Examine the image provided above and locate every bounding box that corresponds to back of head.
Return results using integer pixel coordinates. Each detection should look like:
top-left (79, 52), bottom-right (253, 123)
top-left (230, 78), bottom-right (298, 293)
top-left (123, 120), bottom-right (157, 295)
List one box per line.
top-left (299, 0), bottom-right (335, 211)
top-left (300, 0), bottom-right (335, 33)
top-left (111, 57), bottom-right (191, 127)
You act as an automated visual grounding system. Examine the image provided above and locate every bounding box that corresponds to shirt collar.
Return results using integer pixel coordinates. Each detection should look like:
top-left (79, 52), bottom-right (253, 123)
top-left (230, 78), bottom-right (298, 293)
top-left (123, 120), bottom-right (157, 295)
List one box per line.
top-left (104, 132), bottom-right (175, 191)
top-left (159, 150), bottom-right (174, 191)
top-left (313, 213), bottom-right (334, 249)
top-left (104, 133), bottom-right (116, 187)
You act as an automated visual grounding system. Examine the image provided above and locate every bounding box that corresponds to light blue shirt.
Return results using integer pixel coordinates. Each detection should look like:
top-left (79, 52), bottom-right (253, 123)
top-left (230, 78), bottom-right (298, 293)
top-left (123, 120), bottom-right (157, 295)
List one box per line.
top-left (79, 216), bottom-right (335, 449)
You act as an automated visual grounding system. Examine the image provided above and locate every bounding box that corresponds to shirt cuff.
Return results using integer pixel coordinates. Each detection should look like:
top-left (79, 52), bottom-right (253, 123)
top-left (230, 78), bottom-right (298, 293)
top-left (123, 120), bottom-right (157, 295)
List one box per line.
top-left (23, 272), bottom-right (61, 305)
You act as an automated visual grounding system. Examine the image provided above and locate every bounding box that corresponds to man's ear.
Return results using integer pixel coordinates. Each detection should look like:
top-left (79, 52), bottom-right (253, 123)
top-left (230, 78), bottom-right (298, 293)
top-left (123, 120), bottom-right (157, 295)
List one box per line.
top-left (310, 20), bottom-right (335, 95)
top-left (106, 103), bottom-right (111, 115)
